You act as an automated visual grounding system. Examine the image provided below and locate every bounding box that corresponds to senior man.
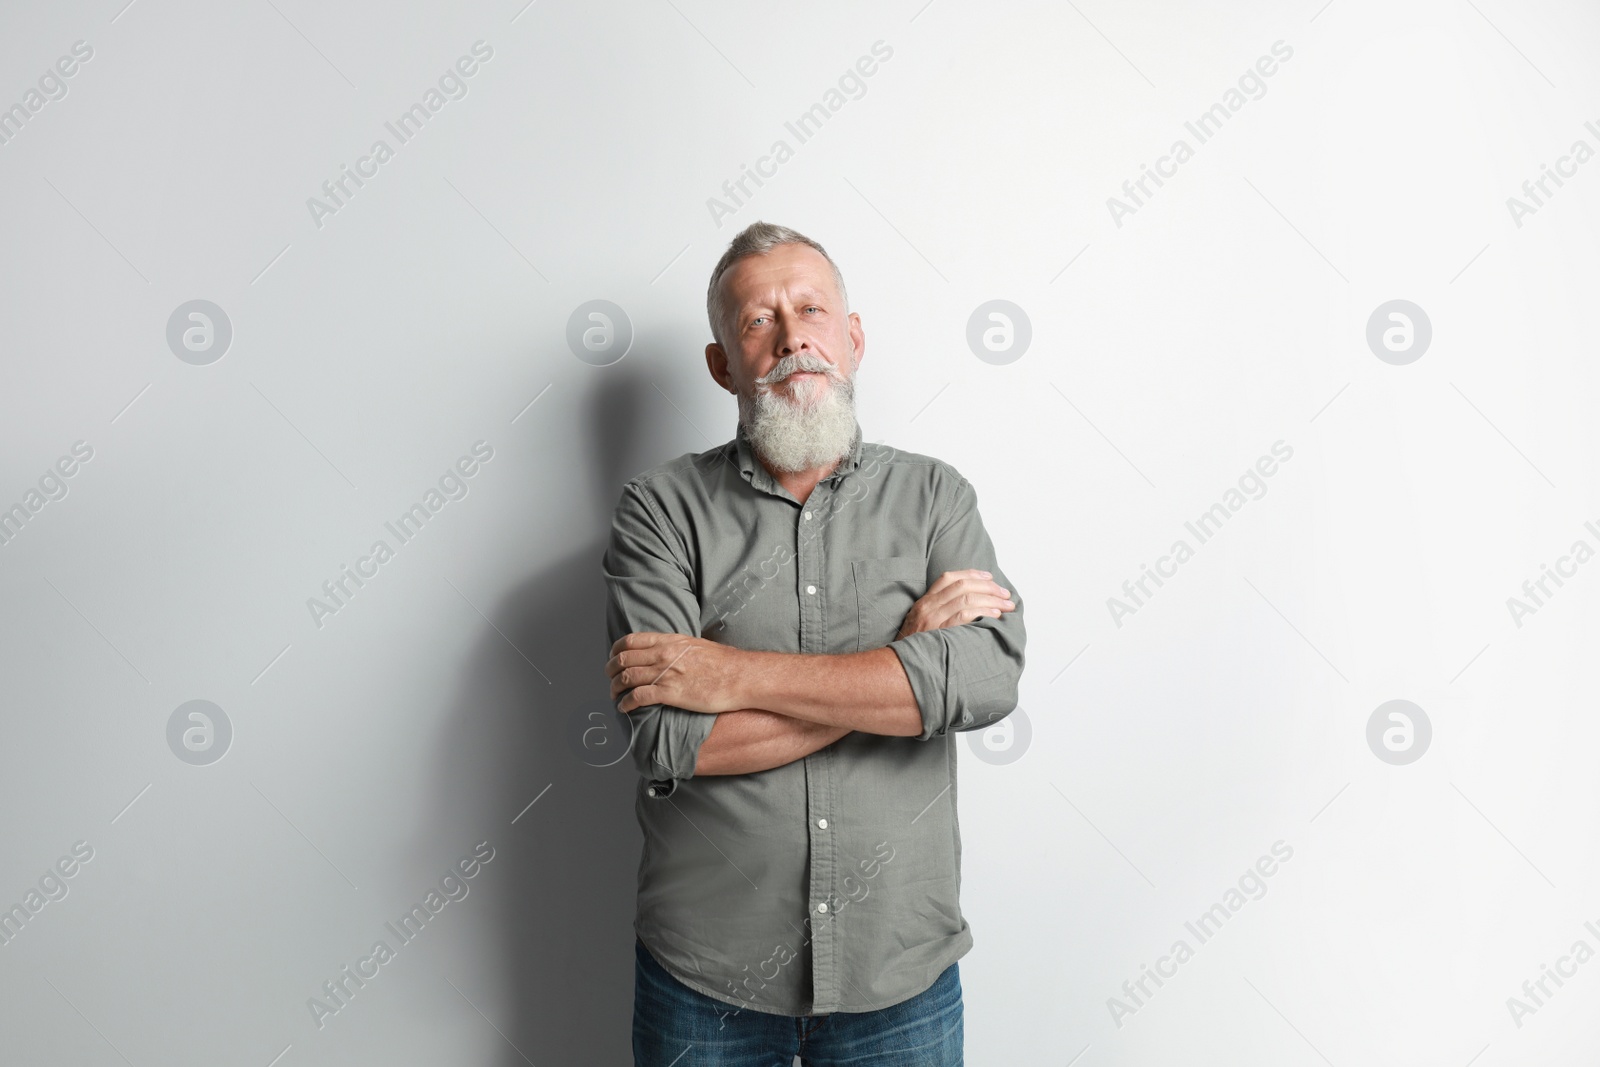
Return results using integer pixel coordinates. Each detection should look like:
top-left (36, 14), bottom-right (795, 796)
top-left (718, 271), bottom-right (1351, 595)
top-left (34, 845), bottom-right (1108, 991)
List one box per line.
top-left (603, 220), bottom-right (1026, 1066)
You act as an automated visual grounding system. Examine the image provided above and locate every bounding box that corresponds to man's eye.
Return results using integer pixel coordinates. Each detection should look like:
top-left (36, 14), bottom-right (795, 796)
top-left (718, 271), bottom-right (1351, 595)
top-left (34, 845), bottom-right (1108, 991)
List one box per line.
top-left (749, 308), bottom-right (818, 326)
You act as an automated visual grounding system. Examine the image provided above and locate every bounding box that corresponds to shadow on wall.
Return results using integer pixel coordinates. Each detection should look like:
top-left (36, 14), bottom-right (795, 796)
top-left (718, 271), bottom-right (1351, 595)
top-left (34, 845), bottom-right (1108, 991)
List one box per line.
top-left (420, 363), bottom-right (710, 1067)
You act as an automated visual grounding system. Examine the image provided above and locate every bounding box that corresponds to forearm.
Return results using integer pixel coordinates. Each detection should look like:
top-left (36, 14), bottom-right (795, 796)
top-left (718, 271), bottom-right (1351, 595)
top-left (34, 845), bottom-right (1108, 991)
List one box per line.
top-left (695, 708), bottom-right (852, 776)
top-left (738, 646), bottom-right (922, 736)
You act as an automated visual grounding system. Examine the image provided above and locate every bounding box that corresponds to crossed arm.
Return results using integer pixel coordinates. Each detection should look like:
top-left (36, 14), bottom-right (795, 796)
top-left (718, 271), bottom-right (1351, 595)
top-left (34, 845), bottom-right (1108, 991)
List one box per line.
top-left (606, 569), bottom-right (1015, 776)
top-left (697, 710), bottom-right (852, 776)
top-left (613, 646), bottom-right (912, 776)
top-left (602, 474), bottom-right (1023, 785)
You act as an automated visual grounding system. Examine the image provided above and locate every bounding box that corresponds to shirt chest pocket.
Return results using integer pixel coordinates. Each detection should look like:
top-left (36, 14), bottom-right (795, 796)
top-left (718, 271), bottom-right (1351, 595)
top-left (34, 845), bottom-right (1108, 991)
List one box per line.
top-left (850, 556), bottom-right (930, 652)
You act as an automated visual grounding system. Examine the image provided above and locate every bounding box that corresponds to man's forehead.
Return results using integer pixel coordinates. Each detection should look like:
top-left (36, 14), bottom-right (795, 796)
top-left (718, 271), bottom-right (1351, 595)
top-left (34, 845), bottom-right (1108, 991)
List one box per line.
top-left (729, 277), bottom-right (836, 311)
top-left (727, 248), bottom-right (835, 298)
top-left (746, 281), bottom-right (829, 301)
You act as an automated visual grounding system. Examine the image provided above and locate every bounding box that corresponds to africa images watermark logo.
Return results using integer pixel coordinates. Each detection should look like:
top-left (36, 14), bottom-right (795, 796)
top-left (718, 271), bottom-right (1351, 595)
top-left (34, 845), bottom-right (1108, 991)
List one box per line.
top-left (1504, 118), bottom-right (1600, 229)
top-left (965, 706), bottom-right (1031, 765)
top-left (1365, 300), bottom-right (1431, 365)
top-left (0, 841), bottom-right (96, 949)
top-left (306, 441), bottom-right (495, 629)
top-left (701, 441), bottom-right (900, 638)
top-left (1107, 840), bottom-right (1295, 1028)
top-left (167, 700), bottom-right (233, 766)
top-left (567, 696), bottom-right (636, 768)
top-left (1503, 518), bottom-right (1600, 629)
top-left (1107, 40), bottom-right (1294, 228)
top-left (0, 440), bottom-right (93, 551)
top-left (966, 300), bottom-right (1032, 365)
top-left (0, 39), bottom-right (94, 148)
top-left (1365, 700), bottom-right (1430, 765)
top-left (705, 40), bottom-right (894, 227)
top-left (1107, 441), bottom-right (1294, 627)
top-left (306, 841), bottom-right (496, 1030)
top-left (167, 300), bottom-right (233, 365)
top-left (1505, 918), bottom-right (1600, 1030)
top-left (716, 840), bottom-right (897, 1017)
top-left (566, 299), bottom-right (634, 367)
top-left (306, 41), bottom-right (494, 230)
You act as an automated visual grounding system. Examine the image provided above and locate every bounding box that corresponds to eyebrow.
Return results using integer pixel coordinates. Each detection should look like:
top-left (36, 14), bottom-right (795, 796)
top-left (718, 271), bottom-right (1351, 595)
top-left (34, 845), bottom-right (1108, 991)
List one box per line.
top-left (742, 288), bottom-right (829, 314)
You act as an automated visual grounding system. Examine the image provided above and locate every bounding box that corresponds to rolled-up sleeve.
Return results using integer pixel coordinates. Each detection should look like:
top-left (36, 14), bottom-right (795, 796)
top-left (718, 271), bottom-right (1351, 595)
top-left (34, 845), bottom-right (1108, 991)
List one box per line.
top-left (602, 479), bottom-right (716, 797)
top-left (887, 470), bottom-right (1026, 741)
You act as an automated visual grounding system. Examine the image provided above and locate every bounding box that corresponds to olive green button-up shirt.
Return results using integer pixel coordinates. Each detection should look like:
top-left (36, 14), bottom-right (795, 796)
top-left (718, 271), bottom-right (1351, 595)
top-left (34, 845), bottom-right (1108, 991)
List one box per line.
top-left (602, 417), bottom-right (1026, 1017)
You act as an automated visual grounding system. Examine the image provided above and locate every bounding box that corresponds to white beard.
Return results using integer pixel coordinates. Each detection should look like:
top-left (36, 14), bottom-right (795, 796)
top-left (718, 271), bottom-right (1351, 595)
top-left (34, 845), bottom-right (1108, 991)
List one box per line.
top-left (739, 351), bottom-right (859, 474)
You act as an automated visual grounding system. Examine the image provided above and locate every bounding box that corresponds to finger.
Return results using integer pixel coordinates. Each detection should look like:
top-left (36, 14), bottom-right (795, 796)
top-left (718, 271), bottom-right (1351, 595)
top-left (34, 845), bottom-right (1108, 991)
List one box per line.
top-left (941, 573), bottom-right (1002, 594)
top-left (612, 647), bottom-right (673, 679)
top-left (973, 589), bottom-right (1016, 611)
top-left (925, 578), bottom-right (1009, 614)
top-left (613, 669), bottom-right (655, 703)
top-left (620, 683), bottom-right (658, 712)
top-left (951, 577), bottom-right (1008, 598)
top-left (966, 580), bottom-right (1013, 607)
top-left (933, 593), bottom-right (1013, 628)
top-left (928, 569), bottom-right (992, 596)
top-left (611, 632), bottom-right (668, 658)
top-left (963, 595), bottom-right (1011, 620)
top-left (604, 649), bottom-right (642, 680)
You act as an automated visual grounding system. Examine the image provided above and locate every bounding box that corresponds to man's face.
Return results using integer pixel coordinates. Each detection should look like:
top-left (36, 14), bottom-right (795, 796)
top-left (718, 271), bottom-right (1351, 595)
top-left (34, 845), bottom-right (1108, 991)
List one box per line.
top-left (706, 243), bottom-right (865, 408)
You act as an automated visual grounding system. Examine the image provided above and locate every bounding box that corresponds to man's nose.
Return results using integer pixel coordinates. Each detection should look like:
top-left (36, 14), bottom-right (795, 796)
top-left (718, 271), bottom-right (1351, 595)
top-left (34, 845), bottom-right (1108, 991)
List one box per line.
top-left (776, 315), bottom-right (811, 357)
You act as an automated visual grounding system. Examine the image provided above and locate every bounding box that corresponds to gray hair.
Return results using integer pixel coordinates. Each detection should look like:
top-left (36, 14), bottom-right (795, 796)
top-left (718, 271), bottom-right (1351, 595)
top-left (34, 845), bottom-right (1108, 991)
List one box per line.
top-left (706, 221), bottom-right (849, 350)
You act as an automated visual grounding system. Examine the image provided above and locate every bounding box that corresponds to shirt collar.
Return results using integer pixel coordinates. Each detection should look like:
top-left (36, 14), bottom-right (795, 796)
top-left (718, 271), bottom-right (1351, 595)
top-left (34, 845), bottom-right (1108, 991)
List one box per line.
top-left (734, 418), bottom-right (864, 494)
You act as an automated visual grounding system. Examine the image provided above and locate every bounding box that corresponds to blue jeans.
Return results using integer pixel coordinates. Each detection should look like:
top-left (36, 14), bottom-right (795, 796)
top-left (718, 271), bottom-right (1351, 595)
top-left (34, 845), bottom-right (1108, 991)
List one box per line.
top-left (632, 938), bottom-right (963, 1066)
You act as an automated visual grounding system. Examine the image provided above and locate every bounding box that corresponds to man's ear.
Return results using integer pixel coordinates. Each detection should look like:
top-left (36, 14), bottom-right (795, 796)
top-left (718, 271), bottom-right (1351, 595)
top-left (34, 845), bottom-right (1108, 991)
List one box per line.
top-left (847, 312), bottom-right (865, 371)
top-left (705, 341), bottom-right (735, 395)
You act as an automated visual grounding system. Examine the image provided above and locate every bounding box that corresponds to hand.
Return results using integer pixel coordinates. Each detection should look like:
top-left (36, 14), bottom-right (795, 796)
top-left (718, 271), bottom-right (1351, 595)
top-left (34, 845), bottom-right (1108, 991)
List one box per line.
top-left (895, 569), bottom-right (1014, 640)
top-left (606, 632), bottom-right (746, 715)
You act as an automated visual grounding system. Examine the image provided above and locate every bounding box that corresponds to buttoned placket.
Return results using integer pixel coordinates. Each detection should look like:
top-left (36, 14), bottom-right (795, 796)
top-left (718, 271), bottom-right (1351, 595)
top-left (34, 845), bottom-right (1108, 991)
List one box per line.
top-left (797, 477), bottom-right (838, 1013)
top-left (733, 425), bottom-right (862, 1013)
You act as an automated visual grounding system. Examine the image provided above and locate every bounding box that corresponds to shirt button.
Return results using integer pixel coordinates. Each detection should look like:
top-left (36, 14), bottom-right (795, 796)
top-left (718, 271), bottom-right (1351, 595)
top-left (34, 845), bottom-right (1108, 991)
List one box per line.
top-left (804, 510), bottom-right (812, 520)
top-left (646, 787), bottom-right (658, 797)
top-left (805, 584), bottom-right (816, 595)
top-left (817, 818), bottom-right (828, 829)
top-left (816, 902), bottom-right (828, 913)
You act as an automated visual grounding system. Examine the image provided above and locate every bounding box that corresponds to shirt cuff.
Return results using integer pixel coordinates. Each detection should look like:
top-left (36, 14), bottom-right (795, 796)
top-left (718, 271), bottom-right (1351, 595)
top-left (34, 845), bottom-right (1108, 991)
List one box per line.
top-left (639, 706), bottom-right (717, 798)
top-left (889, 625), bottom-right (1022, 742)
top-left (888, 630), bottom-right (965, 741)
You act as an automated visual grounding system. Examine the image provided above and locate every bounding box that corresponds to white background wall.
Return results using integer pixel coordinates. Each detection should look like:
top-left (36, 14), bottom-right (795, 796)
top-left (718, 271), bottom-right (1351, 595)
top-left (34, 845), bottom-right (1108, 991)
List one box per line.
top-left (2, 0), bottom-right (1597, 1063)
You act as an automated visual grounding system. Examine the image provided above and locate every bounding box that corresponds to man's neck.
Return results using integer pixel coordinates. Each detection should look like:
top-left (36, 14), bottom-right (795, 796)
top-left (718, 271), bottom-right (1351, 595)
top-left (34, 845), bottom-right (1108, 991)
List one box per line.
top-left (759, 454), bottom-right (841, 506)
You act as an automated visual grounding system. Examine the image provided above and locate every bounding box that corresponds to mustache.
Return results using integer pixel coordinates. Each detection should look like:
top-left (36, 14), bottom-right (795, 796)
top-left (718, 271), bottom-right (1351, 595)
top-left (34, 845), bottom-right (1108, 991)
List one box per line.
top-left (757, 354), bottom-right (846, 386)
